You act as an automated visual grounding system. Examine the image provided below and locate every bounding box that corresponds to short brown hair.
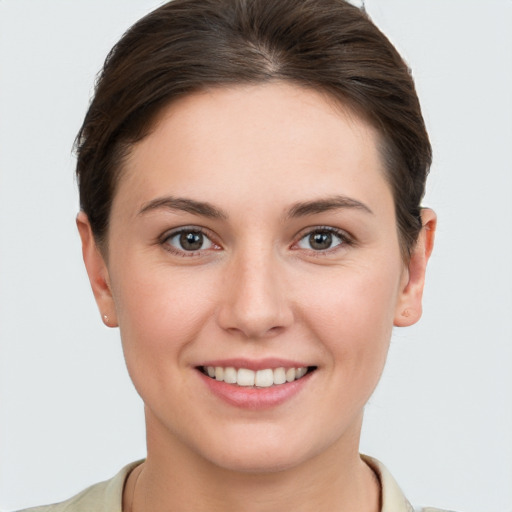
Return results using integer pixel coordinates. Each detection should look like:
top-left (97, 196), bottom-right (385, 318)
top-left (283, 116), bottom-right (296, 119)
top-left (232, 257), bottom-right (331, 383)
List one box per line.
top-left (75, 0), bottom-right (431, 257)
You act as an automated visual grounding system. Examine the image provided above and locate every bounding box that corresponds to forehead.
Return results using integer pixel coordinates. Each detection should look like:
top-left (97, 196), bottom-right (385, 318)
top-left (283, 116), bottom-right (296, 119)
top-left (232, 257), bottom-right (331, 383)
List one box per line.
top-left (115, 82), bottom-right (391, 218)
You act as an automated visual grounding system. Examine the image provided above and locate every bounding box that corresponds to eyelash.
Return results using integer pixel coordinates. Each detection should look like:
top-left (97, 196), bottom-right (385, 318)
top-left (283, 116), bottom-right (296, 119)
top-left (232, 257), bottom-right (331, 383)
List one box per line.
top-left (160, 227), bottom-right (220, 257)
top-left (292, 226), bottom-right (353, 255)
top-left (159, 226), bottom-right (354, 257)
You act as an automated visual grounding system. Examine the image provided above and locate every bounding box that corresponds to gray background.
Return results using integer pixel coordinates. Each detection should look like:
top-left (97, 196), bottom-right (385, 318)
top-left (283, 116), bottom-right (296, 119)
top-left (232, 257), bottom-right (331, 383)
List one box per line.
top-left (1, 1), bottom-right (511, 511)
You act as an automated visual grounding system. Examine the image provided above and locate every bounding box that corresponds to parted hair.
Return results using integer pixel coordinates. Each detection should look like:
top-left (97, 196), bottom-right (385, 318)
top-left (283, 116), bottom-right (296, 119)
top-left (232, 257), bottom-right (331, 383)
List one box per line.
top-left (75, 0), bottom-right (431, 258)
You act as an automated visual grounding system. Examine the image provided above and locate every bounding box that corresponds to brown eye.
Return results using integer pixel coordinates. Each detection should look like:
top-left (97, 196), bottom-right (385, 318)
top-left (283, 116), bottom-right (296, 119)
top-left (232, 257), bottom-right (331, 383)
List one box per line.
top-left (166, 229), bottom-right (214, 252)
top-left (180, 231), bottom-right (204, 251)
top-left (309, 232), bottom-right (332, 250)
top-left (297, 229), bottom-right (344, 251)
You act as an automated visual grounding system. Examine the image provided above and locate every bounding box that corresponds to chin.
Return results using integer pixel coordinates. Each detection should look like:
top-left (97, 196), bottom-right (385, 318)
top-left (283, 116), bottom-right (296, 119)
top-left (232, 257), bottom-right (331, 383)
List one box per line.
top-left (206, 446), bottom-right (307, 474)
top-left (192, 426), bottom-right (328, 475)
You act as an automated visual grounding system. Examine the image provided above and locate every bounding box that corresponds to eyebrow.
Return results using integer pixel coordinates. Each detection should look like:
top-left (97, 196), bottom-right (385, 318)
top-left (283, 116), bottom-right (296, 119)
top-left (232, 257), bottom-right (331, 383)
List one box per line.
top-left (287, 195), bottom-right (373, 218)
top-left (138, 196), bottom-right (228, 219)
top-left (138, 194), bottom-right (372, 220)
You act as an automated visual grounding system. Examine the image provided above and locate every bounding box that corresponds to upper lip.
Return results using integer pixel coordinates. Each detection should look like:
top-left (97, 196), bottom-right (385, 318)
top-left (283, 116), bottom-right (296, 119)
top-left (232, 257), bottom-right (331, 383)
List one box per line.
top-left (196, 358), bottom-right (312, 371)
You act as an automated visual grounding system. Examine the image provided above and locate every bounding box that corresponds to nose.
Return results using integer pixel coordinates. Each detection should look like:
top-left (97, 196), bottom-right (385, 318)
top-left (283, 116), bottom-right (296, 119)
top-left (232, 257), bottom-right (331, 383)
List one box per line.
top-left (216, 249), bottom-right (293, 339)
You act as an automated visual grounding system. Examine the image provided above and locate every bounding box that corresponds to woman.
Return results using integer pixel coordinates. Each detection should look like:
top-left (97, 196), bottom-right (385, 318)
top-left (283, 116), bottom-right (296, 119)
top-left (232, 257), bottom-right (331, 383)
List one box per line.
top-left (21, 0), bottom-right (446, 510)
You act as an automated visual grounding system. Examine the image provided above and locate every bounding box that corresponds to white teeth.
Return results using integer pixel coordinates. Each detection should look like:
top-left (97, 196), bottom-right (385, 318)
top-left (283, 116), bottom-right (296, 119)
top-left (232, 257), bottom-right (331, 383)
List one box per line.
top-left (296, 367), bottom-right (307, 378)
top-left (285, 367), bottom-right (296, 382)
top-left (204, 365), bottom-right (310, 387)
top-left (224, 367), bottom-right (237, 384)
top-left (255, 369), bottom-right (274, 387)
top-left (273, 367), bottom-right (286, 385)
top-left (237, 368), bottom-right (255, 387)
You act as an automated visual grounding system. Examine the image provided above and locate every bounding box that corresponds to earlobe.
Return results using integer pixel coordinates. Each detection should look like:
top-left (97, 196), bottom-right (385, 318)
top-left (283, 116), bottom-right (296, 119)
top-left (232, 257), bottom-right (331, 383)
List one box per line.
top-left (76, 212), bottom-right (118, 327)
top-left (394, 208), bottom-right (437, 327)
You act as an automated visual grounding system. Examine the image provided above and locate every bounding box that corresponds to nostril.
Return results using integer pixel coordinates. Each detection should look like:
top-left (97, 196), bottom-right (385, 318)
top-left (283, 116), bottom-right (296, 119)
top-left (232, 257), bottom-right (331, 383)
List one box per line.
top-left (216, 266), bottom-right (293, 338)
top-left (222, 322), bottom-right (288, 341)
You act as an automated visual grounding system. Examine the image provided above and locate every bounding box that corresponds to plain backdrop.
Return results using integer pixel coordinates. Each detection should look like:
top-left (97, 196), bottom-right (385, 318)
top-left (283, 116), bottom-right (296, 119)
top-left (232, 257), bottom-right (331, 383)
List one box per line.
top-left (1, 1), bottom-right (511, 511)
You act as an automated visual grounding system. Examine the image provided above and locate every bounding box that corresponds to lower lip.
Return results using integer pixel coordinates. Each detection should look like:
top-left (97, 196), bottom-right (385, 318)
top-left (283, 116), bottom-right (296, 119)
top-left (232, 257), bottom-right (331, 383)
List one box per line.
top-left (197, 370), bottom-right (313, 410)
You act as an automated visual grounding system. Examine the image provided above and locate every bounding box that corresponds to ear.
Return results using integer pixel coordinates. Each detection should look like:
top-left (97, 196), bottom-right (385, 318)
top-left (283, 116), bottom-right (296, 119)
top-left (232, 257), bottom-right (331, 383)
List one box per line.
top-left (76, 212), bottom-right (118, 328)
top-left (394, 208), bottom-right (437, 327)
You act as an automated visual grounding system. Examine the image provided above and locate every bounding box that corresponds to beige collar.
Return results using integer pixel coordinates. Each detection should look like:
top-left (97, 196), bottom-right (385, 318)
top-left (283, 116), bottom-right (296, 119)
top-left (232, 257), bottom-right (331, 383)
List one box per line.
top-left (57, 457), bottom-right (416, 512)
top-left (362, 455), bottom-right (415, 512)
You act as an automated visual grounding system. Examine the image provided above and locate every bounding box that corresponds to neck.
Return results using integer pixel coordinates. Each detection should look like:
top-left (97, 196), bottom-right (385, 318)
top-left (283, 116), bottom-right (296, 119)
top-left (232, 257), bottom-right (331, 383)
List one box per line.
top-left (124, 413), bottom-right (380, 512)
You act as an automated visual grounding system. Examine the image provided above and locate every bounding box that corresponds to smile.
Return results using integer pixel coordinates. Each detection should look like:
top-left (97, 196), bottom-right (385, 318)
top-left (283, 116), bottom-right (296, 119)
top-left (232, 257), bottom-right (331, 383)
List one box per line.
top-left (200, 366), bottom-right (315, 388)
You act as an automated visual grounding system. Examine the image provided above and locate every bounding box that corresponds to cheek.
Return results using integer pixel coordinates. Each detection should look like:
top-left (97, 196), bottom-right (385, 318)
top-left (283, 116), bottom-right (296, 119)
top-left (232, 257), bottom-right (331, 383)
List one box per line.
top-left (297, 263), bottom-right (400, 372)
top-left (110, 262), bottom-right (216, 382)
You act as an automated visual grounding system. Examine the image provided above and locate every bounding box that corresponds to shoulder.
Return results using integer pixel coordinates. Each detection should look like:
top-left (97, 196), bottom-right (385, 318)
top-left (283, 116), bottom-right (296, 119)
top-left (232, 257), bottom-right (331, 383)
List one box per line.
top-left (417, 509), bottom-right (459, 512)
top-left (16, 461), bottom-right (142, 512)
top-left (362, 455), bottom-right (460, 512)
top-left (17, 480), bottom-right (110, 512)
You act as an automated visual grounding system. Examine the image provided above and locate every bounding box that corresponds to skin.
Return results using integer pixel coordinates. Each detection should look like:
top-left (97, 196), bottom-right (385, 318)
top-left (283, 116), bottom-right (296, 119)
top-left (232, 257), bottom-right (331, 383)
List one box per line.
top-left (78, 82), bottom-right (436, 512)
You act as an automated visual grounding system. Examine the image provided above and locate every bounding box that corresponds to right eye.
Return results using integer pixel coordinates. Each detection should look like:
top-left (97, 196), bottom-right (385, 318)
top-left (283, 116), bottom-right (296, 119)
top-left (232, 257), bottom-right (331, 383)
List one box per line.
top-left (163, 228), bottom-right (217, 254)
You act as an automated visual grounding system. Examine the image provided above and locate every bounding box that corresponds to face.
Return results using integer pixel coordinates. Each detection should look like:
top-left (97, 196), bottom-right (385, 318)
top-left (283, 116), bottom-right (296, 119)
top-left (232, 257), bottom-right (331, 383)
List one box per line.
top-left (79, 83), bottom-right (433, 474)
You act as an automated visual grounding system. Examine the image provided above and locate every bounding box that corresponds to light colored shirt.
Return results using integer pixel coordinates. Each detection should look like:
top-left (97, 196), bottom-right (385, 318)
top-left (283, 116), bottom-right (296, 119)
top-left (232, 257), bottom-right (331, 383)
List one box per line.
top-left (18, 456), bottom-right (454, 512)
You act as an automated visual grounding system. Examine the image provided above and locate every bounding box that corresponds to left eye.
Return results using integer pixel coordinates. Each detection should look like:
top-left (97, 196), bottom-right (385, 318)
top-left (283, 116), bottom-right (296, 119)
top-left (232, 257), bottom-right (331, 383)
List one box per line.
top-left (296, 229), bottom-right (344, 251)
top-left (165, 230), bottom-right (214, 252)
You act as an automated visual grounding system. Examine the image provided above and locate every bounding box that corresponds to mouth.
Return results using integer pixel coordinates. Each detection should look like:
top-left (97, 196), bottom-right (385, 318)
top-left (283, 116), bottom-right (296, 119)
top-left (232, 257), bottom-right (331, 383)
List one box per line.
top-left (198, 365), bottom-right (317, 388)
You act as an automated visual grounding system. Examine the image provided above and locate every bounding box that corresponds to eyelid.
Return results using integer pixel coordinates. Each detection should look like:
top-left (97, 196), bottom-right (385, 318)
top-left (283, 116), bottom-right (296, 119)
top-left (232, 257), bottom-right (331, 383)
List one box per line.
top-left (291, 225), bottom-right (354, 253)
top-left (157, 224), bottom-right (353, 257)
top-left (159, 225), bottom-right (222, 256)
